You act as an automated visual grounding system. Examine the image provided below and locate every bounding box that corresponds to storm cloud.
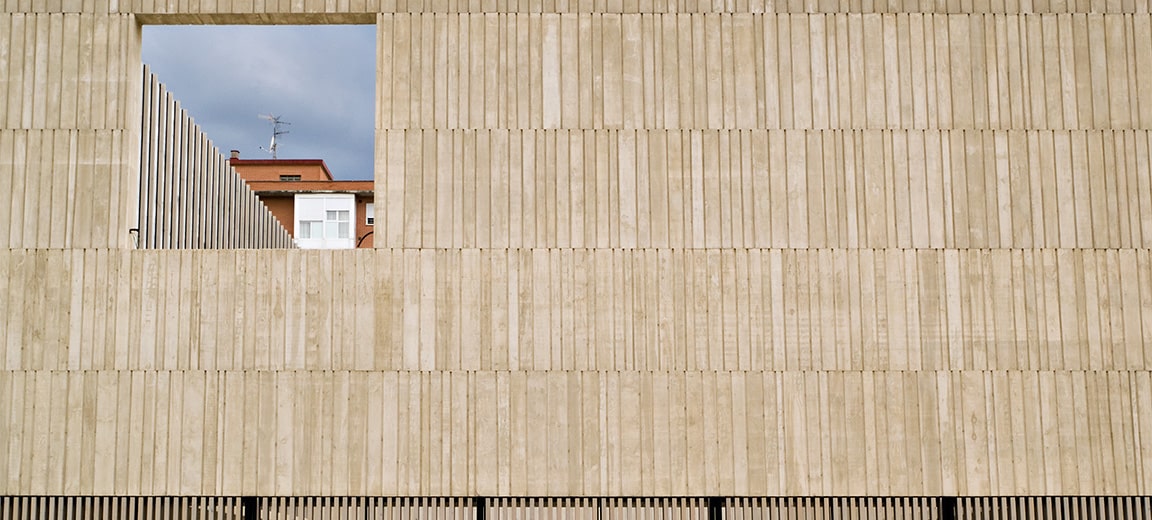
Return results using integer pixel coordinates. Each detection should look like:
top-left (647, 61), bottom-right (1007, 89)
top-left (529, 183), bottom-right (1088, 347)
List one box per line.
top-left (142, 25), bottom-right (376, 180)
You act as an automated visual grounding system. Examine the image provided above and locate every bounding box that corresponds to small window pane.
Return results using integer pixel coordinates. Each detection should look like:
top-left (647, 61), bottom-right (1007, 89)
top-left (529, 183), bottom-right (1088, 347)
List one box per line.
top-left (338, 222), bottom-right (350, 238)
top-left (299, 220), bottom-right (320, 239)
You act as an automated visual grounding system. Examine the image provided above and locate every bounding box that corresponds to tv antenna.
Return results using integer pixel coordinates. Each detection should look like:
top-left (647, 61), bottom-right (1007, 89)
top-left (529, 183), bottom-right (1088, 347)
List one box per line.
top-left (258, 114), bottom-right (291, 158)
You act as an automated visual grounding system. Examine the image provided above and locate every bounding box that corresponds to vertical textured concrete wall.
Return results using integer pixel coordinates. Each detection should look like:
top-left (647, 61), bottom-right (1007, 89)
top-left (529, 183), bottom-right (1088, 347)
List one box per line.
top-left (0, 10), bottom-right (140, 248)
top-left (1, 0), bottom-right (1151, 501)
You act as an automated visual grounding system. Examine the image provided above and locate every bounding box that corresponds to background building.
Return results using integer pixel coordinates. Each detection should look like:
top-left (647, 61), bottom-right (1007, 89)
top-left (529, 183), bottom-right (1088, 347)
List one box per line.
top-left (230, 152), bottom-right (375, 249)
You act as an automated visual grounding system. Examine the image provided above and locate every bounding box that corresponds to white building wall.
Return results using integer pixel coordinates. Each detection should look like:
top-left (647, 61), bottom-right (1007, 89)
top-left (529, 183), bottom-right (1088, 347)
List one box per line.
top-left (294, 194), bottom-right (356, 249)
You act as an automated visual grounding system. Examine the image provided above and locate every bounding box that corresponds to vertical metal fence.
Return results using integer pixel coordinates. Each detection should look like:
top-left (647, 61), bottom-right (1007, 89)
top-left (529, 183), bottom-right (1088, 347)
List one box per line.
top-left (137, 66), bottom-right (293, 249)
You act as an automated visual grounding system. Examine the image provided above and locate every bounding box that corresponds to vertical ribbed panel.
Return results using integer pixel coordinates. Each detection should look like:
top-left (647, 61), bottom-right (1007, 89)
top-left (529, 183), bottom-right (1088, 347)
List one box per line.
top-left (0, 496), bottom-right (244, 519)
top-left (137, 67), bottom-right (294, 249)
top-left (955, 496), bottom-right (1152, 519)
top-left (0, 497), bottom-right (1149, 519)
top-left (372, 12), bottom-right (1152, 249)
top-left (53, 0), bottom-right (1152, 16)
top-left (0, 366), bottom-right (1149, 496)
top-left (728, 497), bottom-right (941, 518)
top-left (373, 14), bottom-right (1152, 132)
top-left (373, 128), bottom-right (1152, 249)
top-left (4, 249), bottom-right (1150, 373)
top-left (487, 497), bottom-right (709, 518)
top-left (256, 497), bottom-right (476, 519)
top-left (0, 13), bottom-right (140, 249)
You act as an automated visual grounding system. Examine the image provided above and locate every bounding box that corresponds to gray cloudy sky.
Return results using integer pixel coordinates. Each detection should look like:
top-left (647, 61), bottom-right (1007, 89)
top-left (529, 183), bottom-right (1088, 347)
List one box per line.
top-left (142, 25), bottom-right (376, 180)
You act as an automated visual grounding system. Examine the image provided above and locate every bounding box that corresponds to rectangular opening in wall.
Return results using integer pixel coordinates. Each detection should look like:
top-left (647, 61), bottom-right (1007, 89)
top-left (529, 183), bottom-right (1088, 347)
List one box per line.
top-left (140, 24), bottom-right (376, 249)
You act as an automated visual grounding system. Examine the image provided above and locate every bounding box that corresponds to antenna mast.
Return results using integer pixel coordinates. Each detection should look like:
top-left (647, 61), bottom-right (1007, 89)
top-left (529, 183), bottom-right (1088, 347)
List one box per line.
top-left (259, 114), bottom-right (291, 158)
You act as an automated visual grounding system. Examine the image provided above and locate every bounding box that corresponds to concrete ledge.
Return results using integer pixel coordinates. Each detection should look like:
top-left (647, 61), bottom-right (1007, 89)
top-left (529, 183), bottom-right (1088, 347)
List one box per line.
top-left (134, 12), bottom-right (376, 25)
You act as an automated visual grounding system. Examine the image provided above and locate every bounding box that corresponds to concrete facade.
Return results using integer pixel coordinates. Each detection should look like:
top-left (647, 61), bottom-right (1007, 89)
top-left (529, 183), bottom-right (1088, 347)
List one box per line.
top-left (2, 1), bottom-right (1152, 515)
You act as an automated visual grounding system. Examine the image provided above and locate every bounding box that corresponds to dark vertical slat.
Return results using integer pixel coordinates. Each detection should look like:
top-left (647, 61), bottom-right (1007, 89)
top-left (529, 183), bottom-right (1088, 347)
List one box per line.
top-left (942, 497), bottom-right (957, 520)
